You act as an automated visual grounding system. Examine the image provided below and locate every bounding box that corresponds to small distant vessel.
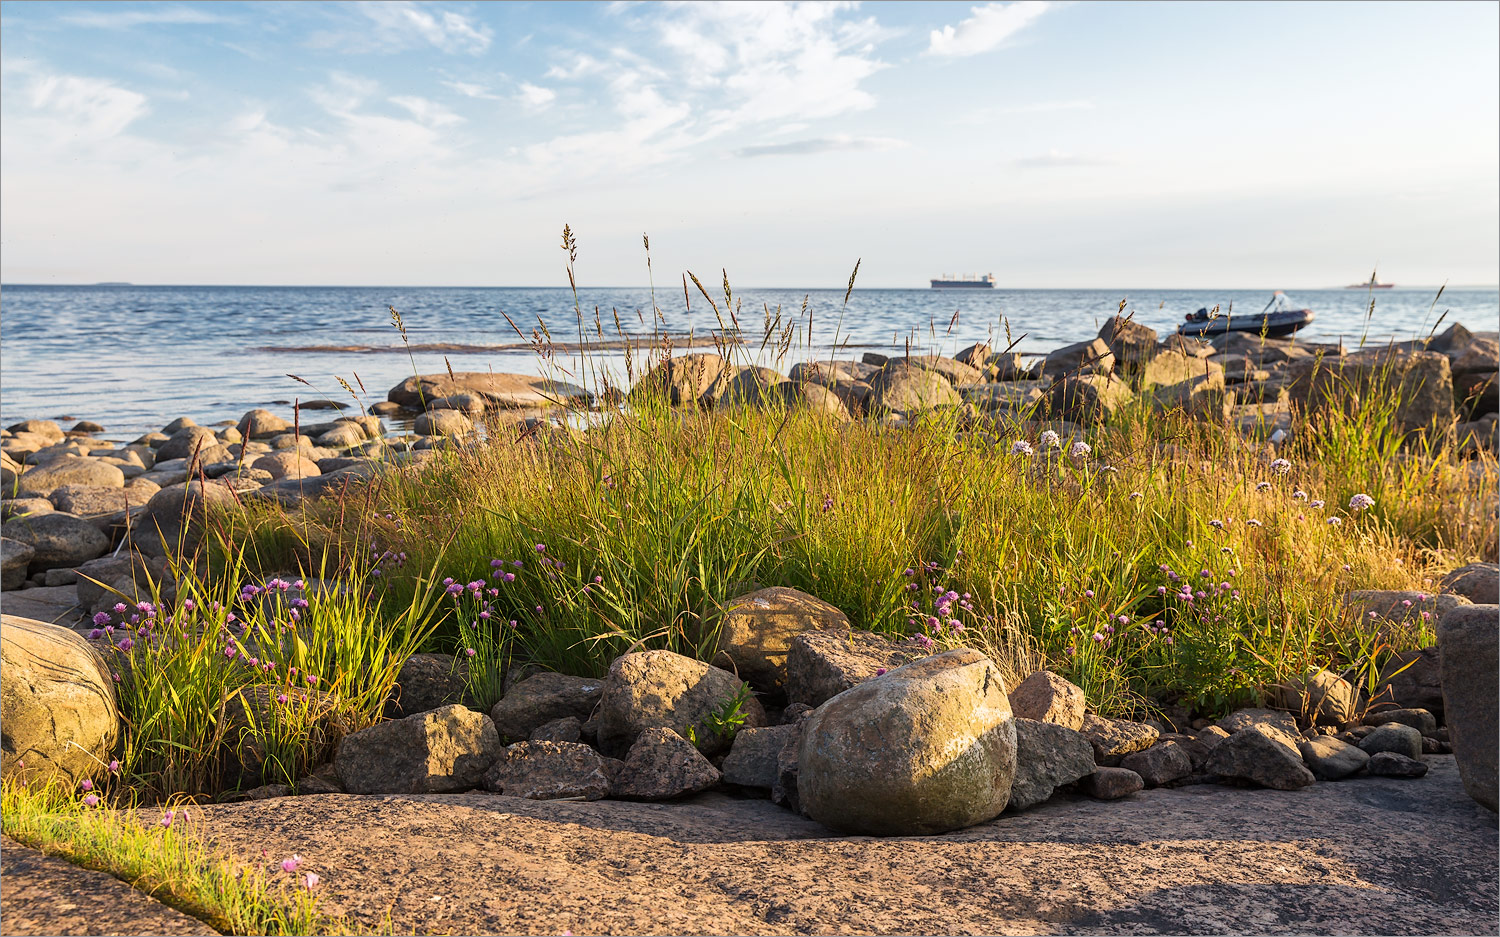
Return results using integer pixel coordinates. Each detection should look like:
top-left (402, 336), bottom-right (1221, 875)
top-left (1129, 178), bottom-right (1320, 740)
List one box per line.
top-left (1346, 274), bottom-right (1394, 289)
top-left (94, 281), bottom-right (132, 286)
top-left (1177, 291), bottom-right (1316, 338)
top-left (930, 273), bottom-right (995, 290)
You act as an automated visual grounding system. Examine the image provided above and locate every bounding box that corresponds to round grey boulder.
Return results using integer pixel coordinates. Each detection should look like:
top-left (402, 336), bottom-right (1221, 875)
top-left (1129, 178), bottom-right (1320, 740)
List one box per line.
top-left (414, 410), bottom-right (474, 438)
top-left (15, 458), bottom-right (125, 497)
top-left (4, 512), bottom-right (110, 570)
top-left (1358, 723), bottom-right (1424, 760)
top-left (798, 648), bottom-right (1017, 835)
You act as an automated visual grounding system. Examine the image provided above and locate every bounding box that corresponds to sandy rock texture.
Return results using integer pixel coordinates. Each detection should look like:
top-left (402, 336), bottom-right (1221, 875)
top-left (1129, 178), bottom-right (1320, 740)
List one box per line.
top-left (168, 757), bottom-right (1497, 936)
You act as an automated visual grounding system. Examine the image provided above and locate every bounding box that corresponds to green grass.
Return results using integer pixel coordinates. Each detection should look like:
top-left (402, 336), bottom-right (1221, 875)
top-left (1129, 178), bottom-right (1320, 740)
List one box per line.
top-left (1, 779), bottom-right (348, 936)
top-left (76, 243), bottom-right (1497, 801)
top-left (228, 380), bottom-right (1494, 720)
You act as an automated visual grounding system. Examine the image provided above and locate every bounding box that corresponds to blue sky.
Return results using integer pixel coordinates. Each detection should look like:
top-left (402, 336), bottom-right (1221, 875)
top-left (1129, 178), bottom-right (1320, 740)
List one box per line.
top-left (1, 0), bottom-right (1496, 287)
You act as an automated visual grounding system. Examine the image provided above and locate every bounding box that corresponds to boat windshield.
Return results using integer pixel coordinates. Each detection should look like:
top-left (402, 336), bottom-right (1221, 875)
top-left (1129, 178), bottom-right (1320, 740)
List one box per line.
top-left (1261, 291), bottom-right (1294, 315)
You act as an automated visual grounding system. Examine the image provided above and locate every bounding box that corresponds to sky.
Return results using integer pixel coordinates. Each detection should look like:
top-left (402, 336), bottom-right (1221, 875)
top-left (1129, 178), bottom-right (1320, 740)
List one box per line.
top-left (1, 0), bottom-right (1497, 288)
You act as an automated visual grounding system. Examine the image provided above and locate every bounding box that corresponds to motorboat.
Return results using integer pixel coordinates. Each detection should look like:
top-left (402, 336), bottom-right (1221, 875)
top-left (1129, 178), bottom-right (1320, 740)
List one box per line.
top-left (1177, 291), bottom-right (1315, 338)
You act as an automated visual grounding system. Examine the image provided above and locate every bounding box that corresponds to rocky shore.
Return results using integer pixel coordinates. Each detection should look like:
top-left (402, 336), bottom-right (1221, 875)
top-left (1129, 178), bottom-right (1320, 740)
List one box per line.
top-left (1, 316), bottom-right (1496, 933)
top-left (3, 319), bottom-right (1496, 602)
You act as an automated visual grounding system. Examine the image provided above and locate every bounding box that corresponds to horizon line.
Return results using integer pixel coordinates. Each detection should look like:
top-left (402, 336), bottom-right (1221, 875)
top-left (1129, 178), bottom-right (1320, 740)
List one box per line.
top-left (4, 282), bottom-right (1497, 292)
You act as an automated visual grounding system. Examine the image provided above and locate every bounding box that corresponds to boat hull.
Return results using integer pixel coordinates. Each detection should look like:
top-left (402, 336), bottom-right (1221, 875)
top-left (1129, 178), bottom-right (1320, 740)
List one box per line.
top-left (1177, 309), bottom-right (1315, 338)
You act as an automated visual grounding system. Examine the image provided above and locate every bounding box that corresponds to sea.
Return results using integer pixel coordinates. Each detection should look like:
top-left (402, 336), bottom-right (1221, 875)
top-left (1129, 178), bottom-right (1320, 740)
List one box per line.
top-left (1, 284), bottom-right (1496, 438)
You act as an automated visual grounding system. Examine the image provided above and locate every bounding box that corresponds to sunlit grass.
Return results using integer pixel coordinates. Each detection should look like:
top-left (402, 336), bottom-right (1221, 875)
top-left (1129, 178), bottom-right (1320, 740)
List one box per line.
top-left (0, 779), bottom-right (347, 936)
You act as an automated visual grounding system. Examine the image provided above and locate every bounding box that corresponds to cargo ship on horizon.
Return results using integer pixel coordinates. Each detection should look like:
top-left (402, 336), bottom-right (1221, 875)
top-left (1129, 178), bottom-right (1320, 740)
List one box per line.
top-left (931, 273), bottom-right (995, 289)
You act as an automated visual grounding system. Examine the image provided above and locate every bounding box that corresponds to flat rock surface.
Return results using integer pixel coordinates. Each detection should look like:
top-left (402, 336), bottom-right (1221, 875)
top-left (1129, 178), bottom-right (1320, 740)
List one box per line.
top-left (178, 756), bottom-right (1495, 936)
top-left (0, 835), bottom-right (219, 936)
top-left (0, 584), bottom-right (84, 628)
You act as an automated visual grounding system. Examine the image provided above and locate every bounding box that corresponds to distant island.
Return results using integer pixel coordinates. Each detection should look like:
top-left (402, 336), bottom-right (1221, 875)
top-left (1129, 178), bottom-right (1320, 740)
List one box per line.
top-left (93, 281), bottom-right (132, 286)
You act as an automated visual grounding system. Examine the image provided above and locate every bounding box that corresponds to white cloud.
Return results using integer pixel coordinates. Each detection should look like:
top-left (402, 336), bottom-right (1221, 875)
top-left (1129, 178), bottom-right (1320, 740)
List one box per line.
top-left (735, 134), bottom-right (904, 158)
top-left (314, 2), bottom-right (493, 55)
top-left (516, 82), bottom-right (556, 110)
top-left (23, 72), bottom-right (149, 142)
top-left (928, 1), bottom-right (1051, 58)
top-left (442, 80), bottom-right (501, 100)
top-left (391, 95), bottom-right (464, 126)
top-left (59, 6), bottom-right (226, 29)
top-left (535, 0), bottom-right (892, 178)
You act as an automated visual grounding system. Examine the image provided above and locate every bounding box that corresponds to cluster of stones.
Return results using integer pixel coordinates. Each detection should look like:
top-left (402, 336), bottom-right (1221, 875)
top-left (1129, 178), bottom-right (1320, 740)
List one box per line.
top-left (2, 570), bottom-right (1495, 830)
top-left (0, 372), bottom-right (587, 605)
top-left (4, 323), bottom-right (1494, 600)
top-left (629, 318), bottom-right (1499, 456)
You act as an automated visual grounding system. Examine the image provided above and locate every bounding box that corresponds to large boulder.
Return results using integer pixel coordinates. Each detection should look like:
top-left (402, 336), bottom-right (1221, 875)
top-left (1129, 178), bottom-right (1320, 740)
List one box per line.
top-left (631, 354), bottom-right (732, 407)
top-left (132, 480), bottom-right (239, 558)
top-left (413, 411), bottom-right (473, 438)
top-left (787, 360), bottom-right (878, 385)
top-left (1006, 717), bottom-right (1095, 811)
top-left (156, 426), bottom-right (220, 462)
top-left (866, 364), bottom-right (962, 414)
top-left (1079, 714), bottom-right (1158, 766)
top-left (797, 649), bottom-right (1018, 836)
top-left (1358, 723), bottom-right (1423, 759)
top-left (709, 366), bottom-right (785, 408)
top-left (715, 587), bottom-right (850, 693)
top-left (1449, 337), bottom-right (1500, 375)
top-left (1298, 735), bottom-right (1369, 781)
top-left (483, 740), bottom-right (612, 801)
top-left (384, 653), bottom-right (470, 719)
top-left (0, 615), bottom-right (119, 785)
top-left (334, 704), bottom-right (500, 794)
top-left (1007, 671), bottom-right (1086, 730)
top-left (784, 629), bottom-right (929, 708)
top-left (1218, 708), bottom-right (1300, 737)
top-left (1036, 338), bottom-right (1115, 379)
top-left (490, 672), bottom-right (605, 742)
top-left (592, 650), bottom-right (765, 757)
top-left (6, 420), bottom-right (64, 443)
top-left (251, 452), bottom-right (322, 480)
top-left (47, 484), bottom-right (154, 517)
top-left (1287, 349), bottom-right (1455, 439)
top-left (237, 409), bottom-right (291, 439)
top-left (721, 724), bottom-right (797, 790)
top-left (609, 727), bottom-right (721, 800)
top-left (1204, 725), bottom-right (1315, 790)
top-left (1138, 350), bottom-right (1224, 393)
top-left (882, 356), bottom-right (983, 388)
top-left (15, 458), bottom-right (125, 497)
top-left (3, 512), bottom-right (110, 570)
top-left (389, 372), bottom-right (589, 411)
top-left (1441, 563), bottom-right (1499, 605)
top-left (1048, 373), bottom-right (1132, 424)
top-left (1098, 316), bottom-right (1159, 369)
top-left (1120, 740), bottom-right (1193, 787)
top-left (1437, 604), bottom-right (1498, 811)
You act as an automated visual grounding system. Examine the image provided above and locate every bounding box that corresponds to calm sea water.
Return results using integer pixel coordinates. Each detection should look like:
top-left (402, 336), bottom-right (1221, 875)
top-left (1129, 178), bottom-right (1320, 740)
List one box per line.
top-left (1, 284), bottom-right (1495, 438)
